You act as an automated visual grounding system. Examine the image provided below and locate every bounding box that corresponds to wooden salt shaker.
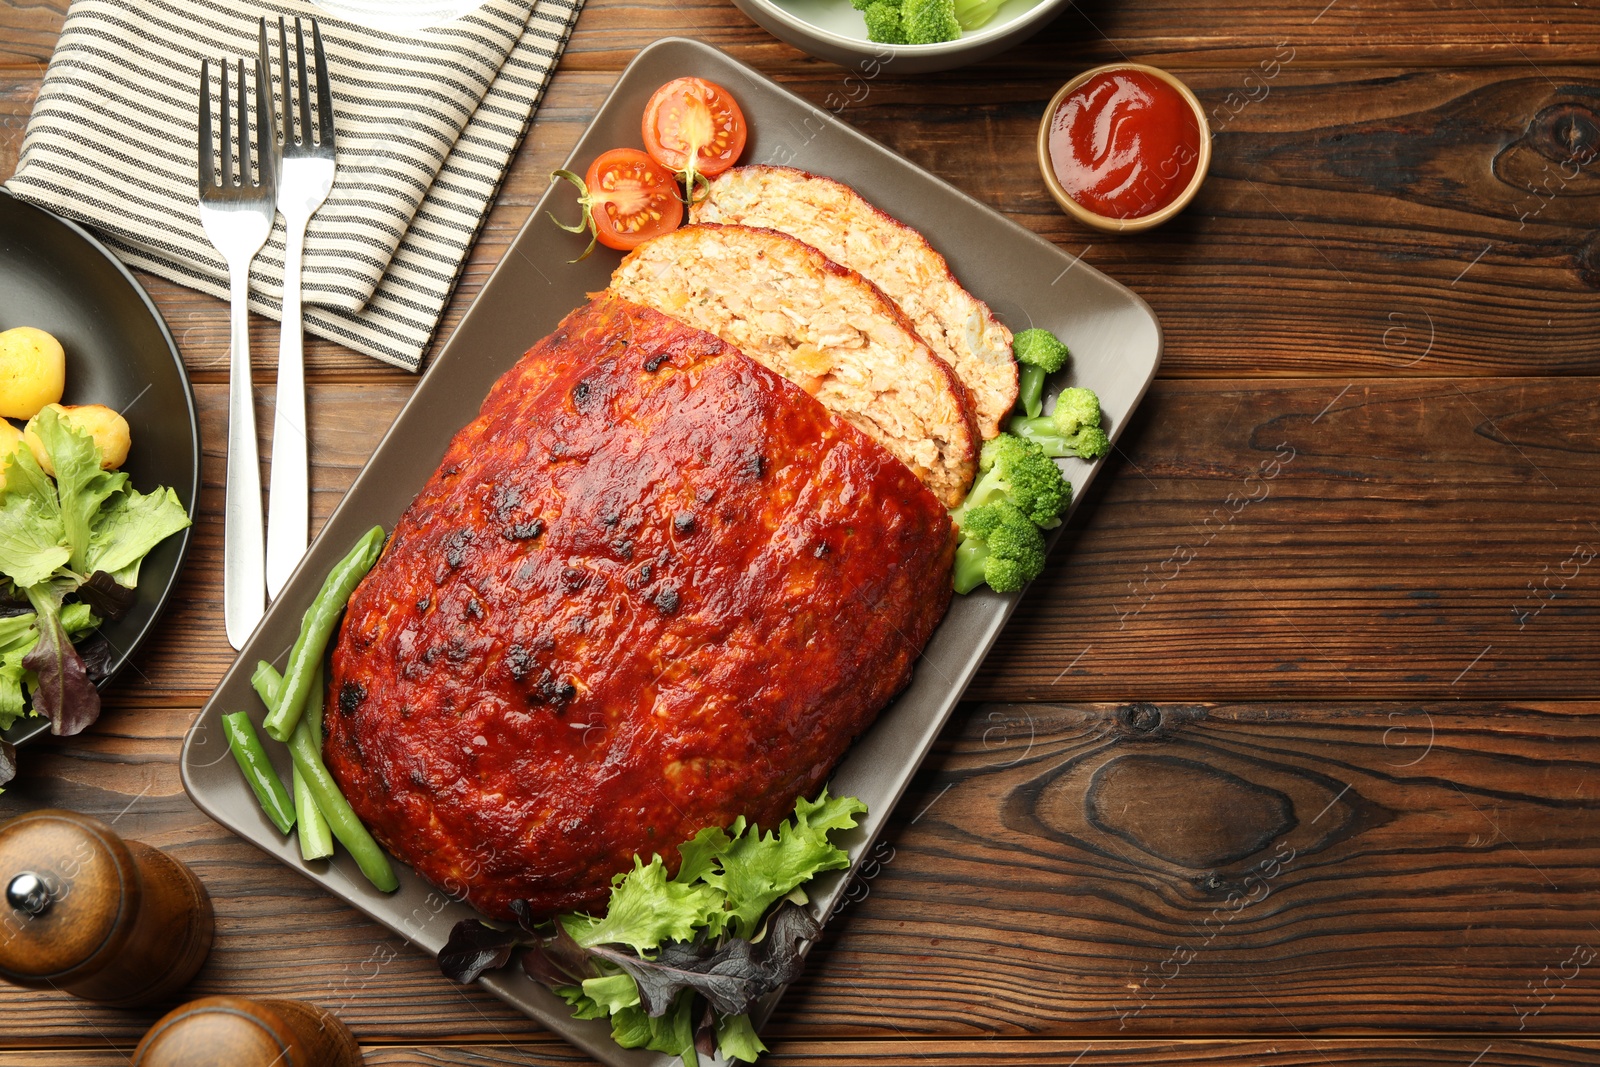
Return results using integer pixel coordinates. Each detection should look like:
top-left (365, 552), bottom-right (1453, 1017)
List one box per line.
top-left (133, 996), bottom-right (363, 1067)
top-left (0, 808), bottom-right (214, 1006)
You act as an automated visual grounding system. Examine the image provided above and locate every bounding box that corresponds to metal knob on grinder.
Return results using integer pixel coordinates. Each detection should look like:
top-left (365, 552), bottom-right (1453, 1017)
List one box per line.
top-left (0, 808), bottom-right (214, 1006)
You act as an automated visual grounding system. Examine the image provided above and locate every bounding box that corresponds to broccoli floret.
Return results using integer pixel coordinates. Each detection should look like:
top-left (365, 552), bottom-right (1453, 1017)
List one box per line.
top-left (862, 0), bottom-right (907, 42)
top-left (901, 0), bottom-right (961, 43)
top-left (1008, 386), bottom-right (1111, 460)
top-left (849, 0), bottom-right (875, 11)
top-left (953, 500), bottom-right (1047, 594)
top-left (953, 433), bottom-right (1072, 530)
top-left (1011, 328), bottom-right (1070, 418)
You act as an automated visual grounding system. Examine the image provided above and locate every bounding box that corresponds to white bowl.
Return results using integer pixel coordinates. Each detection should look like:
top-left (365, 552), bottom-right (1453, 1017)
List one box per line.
top-left (729, 0), bottom-right (1071, 74)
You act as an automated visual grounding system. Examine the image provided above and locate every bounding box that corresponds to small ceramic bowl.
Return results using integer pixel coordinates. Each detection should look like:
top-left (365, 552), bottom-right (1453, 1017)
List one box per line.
top-left (729, 0), bottom-right (1073, 75)
top-left (1036, 62), bottom-right (1211, 233)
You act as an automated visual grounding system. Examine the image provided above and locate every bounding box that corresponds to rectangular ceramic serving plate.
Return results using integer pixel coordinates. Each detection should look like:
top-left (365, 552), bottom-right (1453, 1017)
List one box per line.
top-left (181, 37), bottom-right (1161, 1067)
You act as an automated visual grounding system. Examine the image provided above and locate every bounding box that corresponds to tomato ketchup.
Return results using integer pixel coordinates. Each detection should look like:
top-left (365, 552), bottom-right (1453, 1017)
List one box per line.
top-left (1047, 68), bottom-right (1202, 220)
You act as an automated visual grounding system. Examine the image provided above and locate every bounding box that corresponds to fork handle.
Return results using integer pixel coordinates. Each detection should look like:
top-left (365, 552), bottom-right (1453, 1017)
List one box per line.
top-left (266, 218), bottom-right (310, 600)
top-left (224, 263), bottom-right (266, 650)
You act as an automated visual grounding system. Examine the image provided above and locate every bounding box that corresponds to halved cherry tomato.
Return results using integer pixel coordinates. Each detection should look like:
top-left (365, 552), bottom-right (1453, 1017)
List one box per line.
top-left (642, 77), bottom-right (747, 196)
top-left (549, 148), bottom-right (684, 259)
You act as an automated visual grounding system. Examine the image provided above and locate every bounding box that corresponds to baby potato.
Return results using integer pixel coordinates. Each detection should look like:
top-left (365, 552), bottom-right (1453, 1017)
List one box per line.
top-left (0, 327), bottom-right (67, 420)
top-left (24, 404), bottom-right (132, 475)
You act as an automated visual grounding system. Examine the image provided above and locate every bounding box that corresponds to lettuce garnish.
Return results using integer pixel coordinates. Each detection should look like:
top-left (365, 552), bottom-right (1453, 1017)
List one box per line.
top-left (0, 409), bottom-right (189, 765)
top-left (440, 789), bottom-right (868, 1065)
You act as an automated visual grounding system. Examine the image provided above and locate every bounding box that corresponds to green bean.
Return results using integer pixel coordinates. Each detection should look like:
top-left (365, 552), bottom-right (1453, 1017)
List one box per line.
top-left (292, 763), bottom-right (335, 861)
top-left (251, 660), bottom-right (283, 707)
top-left (288, 662), bottom-right (335, 861)
top-left (222, 712), bottom-right (296, 835)
top-left (263, 525), bottom-right (385, 742)
top-left (288, 663), bottom-right (398, 892)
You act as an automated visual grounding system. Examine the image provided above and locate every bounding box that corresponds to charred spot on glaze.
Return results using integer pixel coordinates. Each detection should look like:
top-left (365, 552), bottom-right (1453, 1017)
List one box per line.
top-left (444, 529), bottom-right (474, 568)
top-left (492, 484), bottom-right (523, 518)
top-left (644, 352), bottom-right (670, 372)
top-left (655, 586), bottom-right (681, 615)
top-left (466, 599), bottom-right (484, 620)
top-left (338, 681), bottom-right (367, 715)
top-left (416, 596), bottom-right (430, 612)
top-left (524, 667), bottom-right (577, 705)
top-left (741, 452), bottom-right (765, 479)
top-left (637, 562), bottom-right (653, 583)
top-left (612, 538), bottom-right (634, 560)
top-left (506, 644), bottom-right (534, 681)
top-left (814, 541), bottom-right (830, 558)
top-left (601, 510), bottom-right (620, 527)
top-left (572, 379), bottom-right (592, 406)
top-left (561, 566), bottom-right (588, 593)
top-left (503, 519), bottom-right (545, 541)
top-left (673, 512), bottom-right (696, 534)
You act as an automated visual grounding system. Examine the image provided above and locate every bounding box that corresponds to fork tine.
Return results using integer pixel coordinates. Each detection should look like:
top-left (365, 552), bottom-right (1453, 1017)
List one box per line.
top-left (219, 57), bottom-right (234, 185)
top-left (277, 17), bottom-right (291, 141)
top-left (294, 18), bottom-right (312, 148)
top-left (236, 58), bottom-right (252, 185)
top-left (254, 52), bottom-right (274, 186)
top-left (311, 19), bottom-right (335, 149)
top-left (198, 59), bottom-right (214, 188)
top-left (258, 18), bottom-right (279, 147)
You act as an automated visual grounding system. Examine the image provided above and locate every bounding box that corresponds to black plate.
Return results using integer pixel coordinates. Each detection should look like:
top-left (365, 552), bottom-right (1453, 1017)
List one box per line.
top-left (0, 188), bottom-right (200, 746)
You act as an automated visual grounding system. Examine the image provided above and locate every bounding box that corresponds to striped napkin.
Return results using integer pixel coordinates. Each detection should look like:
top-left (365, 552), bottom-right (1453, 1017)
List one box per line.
top-left (7, 0), bottom-right (584, 371)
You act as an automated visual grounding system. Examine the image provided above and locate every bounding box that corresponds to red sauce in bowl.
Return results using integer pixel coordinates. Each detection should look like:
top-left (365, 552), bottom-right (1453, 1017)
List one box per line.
top-left (1047, 68), bottom-right (1202, 220)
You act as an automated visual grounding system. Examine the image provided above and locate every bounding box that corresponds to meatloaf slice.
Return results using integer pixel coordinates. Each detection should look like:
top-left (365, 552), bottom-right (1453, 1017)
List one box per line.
top-left (324, 294), bottom-right (956, 921)
top-left (692, 165), bottom-right (1018, 440)
top-left (609, 223), bottom-right (979, 507)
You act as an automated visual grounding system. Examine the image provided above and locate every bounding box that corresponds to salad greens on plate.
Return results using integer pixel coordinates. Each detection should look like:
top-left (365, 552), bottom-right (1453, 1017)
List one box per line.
top-left (441, 789), bottom-right (868, 1065)
top-left (0, 407), bottom-right (190, 784)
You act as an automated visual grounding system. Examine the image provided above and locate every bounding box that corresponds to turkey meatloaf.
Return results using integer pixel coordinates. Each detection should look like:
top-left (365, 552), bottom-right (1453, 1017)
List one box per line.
top-left (324, 294), bottom-right (956, 920)
top-left (609, 223), bottom-right (979, 507)
top-left (692, 165), bottom-right (1018, 440)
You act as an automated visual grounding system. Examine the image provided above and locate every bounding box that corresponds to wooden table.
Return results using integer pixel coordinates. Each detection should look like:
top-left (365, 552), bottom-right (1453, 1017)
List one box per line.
top-left (5, 1), bottom-right (1600, 1063)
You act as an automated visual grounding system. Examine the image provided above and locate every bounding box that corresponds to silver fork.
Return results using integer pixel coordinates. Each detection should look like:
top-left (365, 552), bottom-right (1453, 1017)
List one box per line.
top-left (197, 53), bottom-right (276, 650)
top-left (263, 16), bottom-right (337, 600)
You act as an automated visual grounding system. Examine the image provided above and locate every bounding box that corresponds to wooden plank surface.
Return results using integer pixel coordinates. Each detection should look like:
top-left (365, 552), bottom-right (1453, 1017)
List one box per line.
top-left (98, 376), bottom-right (1600, 705)
top-left (5, 701), bottom-right (1600, 1047)
top-left (5, 0), bottom-right (1600, 1063)
top-left (6, 1041), bottom-right (1600, 1066)
top-left (7, 1040), bottom-right (1600, 1065)
top-left (9, 20), bottom-right (1600, 382)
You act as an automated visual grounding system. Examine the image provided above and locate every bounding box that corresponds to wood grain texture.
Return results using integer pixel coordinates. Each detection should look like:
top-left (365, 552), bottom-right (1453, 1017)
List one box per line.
top-left (136, 63), bottom-right (1600, 382)
top-left (8, 8), bottom-right (1600, 381)
top-left (5, 701), bottom-right (1600, 1047)
top-left (5, 1041), bottom-right (1600, 1065)
top-left (978, 376), bottom-right (1600, 701)
top-left (104, 377), bottom-right (1600, 706)
top-left (4, 0), bottom-right (1600, 1062)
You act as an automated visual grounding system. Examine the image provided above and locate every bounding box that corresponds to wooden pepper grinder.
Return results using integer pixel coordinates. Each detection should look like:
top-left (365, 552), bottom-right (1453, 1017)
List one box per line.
top-left (0, 808), bottom-right (214, 1006)
top-left (133, 996), bottom-right (362, 1067)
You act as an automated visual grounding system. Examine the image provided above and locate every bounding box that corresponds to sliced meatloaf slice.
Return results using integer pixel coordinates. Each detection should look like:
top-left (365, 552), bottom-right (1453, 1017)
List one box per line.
top-left (692, 165), bottom-right (1018, 440)
top-left (609, 223), bottom-right (979, 506)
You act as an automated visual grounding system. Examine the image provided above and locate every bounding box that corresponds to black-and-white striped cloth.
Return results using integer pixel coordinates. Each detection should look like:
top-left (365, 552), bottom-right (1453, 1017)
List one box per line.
top-left (6, 0), bottom-right (584, 371)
